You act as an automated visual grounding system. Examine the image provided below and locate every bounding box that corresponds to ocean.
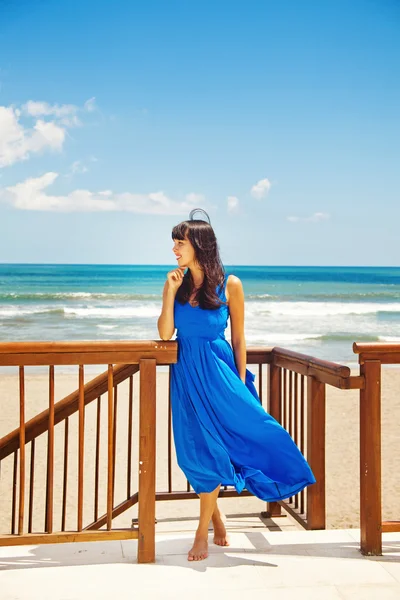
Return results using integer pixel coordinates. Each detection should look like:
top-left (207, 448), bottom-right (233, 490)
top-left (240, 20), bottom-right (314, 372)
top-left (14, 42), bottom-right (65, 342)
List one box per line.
top-left (1, 264), bottom-right (400, 366)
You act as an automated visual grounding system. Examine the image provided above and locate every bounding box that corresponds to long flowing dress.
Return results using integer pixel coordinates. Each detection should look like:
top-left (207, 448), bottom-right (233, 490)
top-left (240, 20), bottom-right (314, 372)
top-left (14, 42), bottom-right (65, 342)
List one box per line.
top-left (170, 279), bottom-right (316, 501)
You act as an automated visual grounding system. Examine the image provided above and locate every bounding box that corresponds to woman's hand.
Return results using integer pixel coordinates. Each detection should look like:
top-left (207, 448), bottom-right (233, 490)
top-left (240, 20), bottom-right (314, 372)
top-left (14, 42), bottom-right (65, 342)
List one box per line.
top-left (158, 268), bottom-right (185, 340)
top-left (167, 267), bottom-right (186, 292)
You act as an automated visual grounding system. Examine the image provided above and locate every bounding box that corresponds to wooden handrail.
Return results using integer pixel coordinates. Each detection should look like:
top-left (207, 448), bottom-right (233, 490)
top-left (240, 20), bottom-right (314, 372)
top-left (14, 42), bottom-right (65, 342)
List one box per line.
top-left (271, 347), bottom-right (363, 390)
top-left (353, 342), bottom-right (400, 365)
top-left (353, 342), bottom-right (400, 354)
top-left (0, 363), bottom-right (139, 460)
top-left (0, 340), bottom-right (177, 366)
top-left (272, 347), bottom-right (350, 377)
top-left (245, 346), bottom-right (273, 363)
top-left (0, 340), bottom-right (175, 353)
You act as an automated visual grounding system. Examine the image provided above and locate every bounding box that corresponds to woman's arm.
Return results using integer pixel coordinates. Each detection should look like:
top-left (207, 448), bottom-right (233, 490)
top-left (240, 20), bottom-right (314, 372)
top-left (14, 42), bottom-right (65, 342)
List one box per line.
top-left (226, 275), bottom-right (247, 382)
top-left (157, 267), bottom-right (185, 340)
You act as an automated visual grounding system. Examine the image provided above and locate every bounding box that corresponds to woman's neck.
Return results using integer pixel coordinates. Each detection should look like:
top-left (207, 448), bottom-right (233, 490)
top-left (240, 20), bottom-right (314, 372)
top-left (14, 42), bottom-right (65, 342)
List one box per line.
top-left (189, 266), bottom-right (204, 288)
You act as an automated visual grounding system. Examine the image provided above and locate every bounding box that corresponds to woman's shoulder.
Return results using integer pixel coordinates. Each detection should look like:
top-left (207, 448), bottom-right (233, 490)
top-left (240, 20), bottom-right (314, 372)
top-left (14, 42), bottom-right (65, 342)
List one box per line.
top-left (225, 274), bottom-right (244, 302)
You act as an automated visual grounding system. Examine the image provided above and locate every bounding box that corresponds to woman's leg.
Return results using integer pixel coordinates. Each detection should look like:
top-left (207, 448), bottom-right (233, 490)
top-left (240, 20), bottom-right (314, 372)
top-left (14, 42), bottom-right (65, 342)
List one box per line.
top-left (212, 501), bottom-right (230, 547)
top-left (188, 484), bottom-right (221, 561)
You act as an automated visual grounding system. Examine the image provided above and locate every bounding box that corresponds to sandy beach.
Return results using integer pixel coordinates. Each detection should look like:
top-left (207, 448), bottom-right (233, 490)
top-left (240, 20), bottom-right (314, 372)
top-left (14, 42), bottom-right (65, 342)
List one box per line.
top-left (0, 365), bottom-right (399, 534)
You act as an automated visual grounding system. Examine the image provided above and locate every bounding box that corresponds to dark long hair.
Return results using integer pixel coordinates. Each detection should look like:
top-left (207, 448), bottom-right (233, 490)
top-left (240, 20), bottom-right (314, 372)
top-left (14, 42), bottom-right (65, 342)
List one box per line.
top-left (172, 211), bottom-right (225, 310)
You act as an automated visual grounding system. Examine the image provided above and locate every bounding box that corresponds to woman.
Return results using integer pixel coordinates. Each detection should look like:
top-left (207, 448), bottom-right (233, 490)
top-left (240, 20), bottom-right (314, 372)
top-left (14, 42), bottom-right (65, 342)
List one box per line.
top-left (157, 209), bottom-right (315, 562)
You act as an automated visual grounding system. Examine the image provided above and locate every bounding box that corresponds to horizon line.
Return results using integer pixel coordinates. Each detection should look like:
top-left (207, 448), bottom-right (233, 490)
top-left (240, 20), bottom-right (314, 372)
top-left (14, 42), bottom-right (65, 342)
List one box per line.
top-left (0, 262), bottom-right (399, 269)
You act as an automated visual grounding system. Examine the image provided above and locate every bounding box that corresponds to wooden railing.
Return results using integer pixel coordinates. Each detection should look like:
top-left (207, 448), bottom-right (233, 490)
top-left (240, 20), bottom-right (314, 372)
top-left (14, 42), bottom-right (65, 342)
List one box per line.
top-left (0, 340), bottom-right (365, 562)
top-left (155, 346), bottom-right (362, 532)
top-left (353, 342), bottom-right (400, 556)
top-left (0, 341), bottom-right (176, 563)
top-left (265, 347), bottom-right (363, 529)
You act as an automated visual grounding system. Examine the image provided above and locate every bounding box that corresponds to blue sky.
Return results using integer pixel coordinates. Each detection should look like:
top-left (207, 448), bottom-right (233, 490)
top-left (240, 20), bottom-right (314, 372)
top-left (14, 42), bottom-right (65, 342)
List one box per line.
top-left (0, 0), bottom-right (399, 266)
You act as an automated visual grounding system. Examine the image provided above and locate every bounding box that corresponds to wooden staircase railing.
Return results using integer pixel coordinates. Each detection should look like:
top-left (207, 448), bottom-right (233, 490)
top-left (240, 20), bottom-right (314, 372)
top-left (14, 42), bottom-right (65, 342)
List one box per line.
top-left (2, 339), bottom-right (381, 561)
top-left (0, 363), bottom-right (139, 461)
top-left (0, 341), bottom-right (177, 563)
top-left (135, 346), bottom-right (362, 533)
top-left (266, 347), bottom-right (363, 530)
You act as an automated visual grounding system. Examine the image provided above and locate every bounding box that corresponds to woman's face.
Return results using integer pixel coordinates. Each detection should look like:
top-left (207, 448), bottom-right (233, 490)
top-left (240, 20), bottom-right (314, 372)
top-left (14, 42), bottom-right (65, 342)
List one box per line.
top-left (172, 236), bottom-right (196, 268)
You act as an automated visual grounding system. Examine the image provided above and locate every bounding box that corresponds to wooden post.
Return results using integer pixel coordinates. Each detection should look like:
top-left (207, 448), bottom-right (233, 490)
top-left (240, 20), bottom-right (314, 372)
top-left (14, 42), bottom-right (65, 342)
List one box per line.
top-left (360, 359), bottom-right (382, 555)
top-left (306, 376), bottom-right (326, 530)
top-left (138, 359), bottom-right (156, 563)
top-left (265, 363), bottom-right (282, 517)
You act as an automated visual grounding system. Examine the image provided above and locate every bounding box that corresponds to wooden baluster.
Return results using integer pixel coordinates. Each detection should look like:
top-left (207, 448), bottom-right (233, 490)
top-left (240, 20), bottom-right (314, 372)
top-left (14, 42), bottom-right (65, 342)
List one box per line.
top-left (11, 451), bottom-right (17, 534)
top-left (294, 373), bottom-right (299, 510)
top-left (289, 371), bottom-right (293, 436)
top-left (266, 363), bottom-right (282, 518)
top-left (258, 364), bottom-right (263, 404)
top-left (127, 376), bottom-right (133, 499)
top-left (77, 365), bottom-right (85, 532)
top-left (18, 367), bottom-right (25, 535)
top-left (306, 376), bottom-right (326, 530)
top-left (300, 375), bottom-right (305, 515)
top-left (46, 366), bottom-right (55, 533)
top-left (28, 439), bottom-right (35, 533)
top-left (138, 358), bottom-right (156, 563)
top-left (283, 368), bottom-right (287, 430)
top-left (112, 384), bottom-right (118, 505)
top-left (61, 418), bottom-right (69, 531)
top-left (360, 359), bottom-right (382, 555)
top-left (168, 367), bottom-right (172, 493)
top-left (288, 371), bottom-right (293, 503)
top-left (94, 396), bottom-right (101, 522)
top-left (107, 365), bottom-right (114, 531)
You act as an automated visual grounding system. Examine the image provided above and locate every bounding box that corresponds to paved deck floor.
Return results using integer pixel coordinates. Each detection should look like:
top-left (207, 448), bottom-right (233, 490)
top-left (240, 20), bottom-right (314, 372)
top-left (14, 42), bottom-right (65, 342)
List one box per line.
top-left (1, 514), bottom-right (399, 600)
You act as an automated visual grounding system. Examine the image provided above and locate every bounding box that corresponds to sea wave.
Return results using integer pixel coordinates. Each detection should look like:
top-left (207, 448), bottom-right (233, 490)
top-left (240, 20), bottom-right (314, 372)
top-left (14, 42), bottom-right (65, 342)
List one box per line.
top-left (4, 289), bottom-right (400, 303)
top-left (63, 305), bottom-right (160, 318)
top-left (0, 302), bottom-right (161, 319)
top-left (2, 299), bottom-right (400, 321)
top-left (0, 291), bottom-right (160, 301)
top-left (247, 291), bottom-right (400, 301)
top-left (245, 301), bottom-right (400, 318)
top-left (244, 332), bottom-right (382, 345)
top-left (0, 306), bottom-right (65, 318)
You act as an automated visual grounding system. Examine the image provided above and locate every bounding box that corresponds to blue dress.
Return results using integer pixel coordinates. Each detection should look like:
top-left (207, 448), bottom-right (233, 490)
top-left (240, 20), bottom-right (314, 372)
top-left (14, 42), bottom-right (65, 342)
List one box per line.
top-left (170, 279), bottom-right (316, 501)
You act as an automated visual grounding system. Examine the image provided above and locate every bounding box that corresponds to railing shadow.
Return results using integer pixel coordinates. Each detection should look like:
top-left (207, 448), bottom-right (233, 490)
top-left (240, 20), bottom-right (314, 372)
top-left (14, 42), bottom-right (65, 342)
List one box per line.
top-left (1, 531), bottom-right (399, 573)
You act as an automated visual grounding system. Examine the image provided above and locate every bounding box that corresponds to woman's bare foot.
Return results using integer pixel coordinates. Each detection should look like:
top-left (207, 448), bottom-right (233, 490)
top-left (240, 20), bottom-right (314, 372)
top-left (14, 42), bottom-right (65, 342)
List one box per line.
top-left (212, 513), bottom-right (230, 546)
top-left (188, 534), bottom-right (209, 561)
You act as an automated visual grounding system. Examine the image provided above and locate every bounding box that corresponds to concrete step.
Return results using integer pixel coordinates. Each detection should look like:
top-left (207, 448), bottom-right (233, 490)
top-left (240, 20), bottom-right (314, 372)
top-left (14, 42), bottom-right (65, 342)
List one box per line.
top-left (0, 528), bottom-right (399, 600)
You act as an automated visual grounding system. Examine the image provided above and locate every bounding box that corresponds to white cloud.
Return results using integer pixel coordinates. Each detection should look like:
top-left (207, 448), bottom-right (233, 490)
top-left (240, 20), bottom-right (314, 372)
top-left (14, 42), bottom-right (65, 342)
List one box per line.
top-left (185, 192), bottom-right (205, 206)
top-left (227, 196), bottom-right (239, 214)
top-left (2, 172), bottom-right (203, 215)
top-left (84, 97), bottom-right (96, 112)
top-left (70, 161), bottom-right (88, 175)
top-left (0, 106), bottom-right (66, 167)
top-left (251, 178), bottom-right (271, 199)
top-left (0, 98), bottom-right (96, 168)
top-left (22, 100), bottom-right (78, 118)
top-left (287, 212), bottom-right (330, 223)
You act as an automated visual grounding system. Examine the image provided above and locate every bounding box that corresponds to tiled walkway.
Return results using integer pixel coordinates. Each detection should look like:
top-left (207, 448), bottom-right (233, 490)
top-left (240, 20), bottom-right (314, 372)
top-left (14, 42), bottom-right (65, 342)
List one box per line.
top-left (0, 515), bottom-right (399, 599)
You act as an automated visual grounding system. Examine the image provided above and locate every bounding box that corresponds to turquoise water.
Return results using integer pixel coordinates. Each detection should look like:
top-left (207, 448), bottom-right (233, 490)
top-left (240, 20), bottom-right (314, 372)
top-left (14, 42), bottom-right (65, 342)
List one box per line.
top-left (1, 264), bottom-right (400, 364)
